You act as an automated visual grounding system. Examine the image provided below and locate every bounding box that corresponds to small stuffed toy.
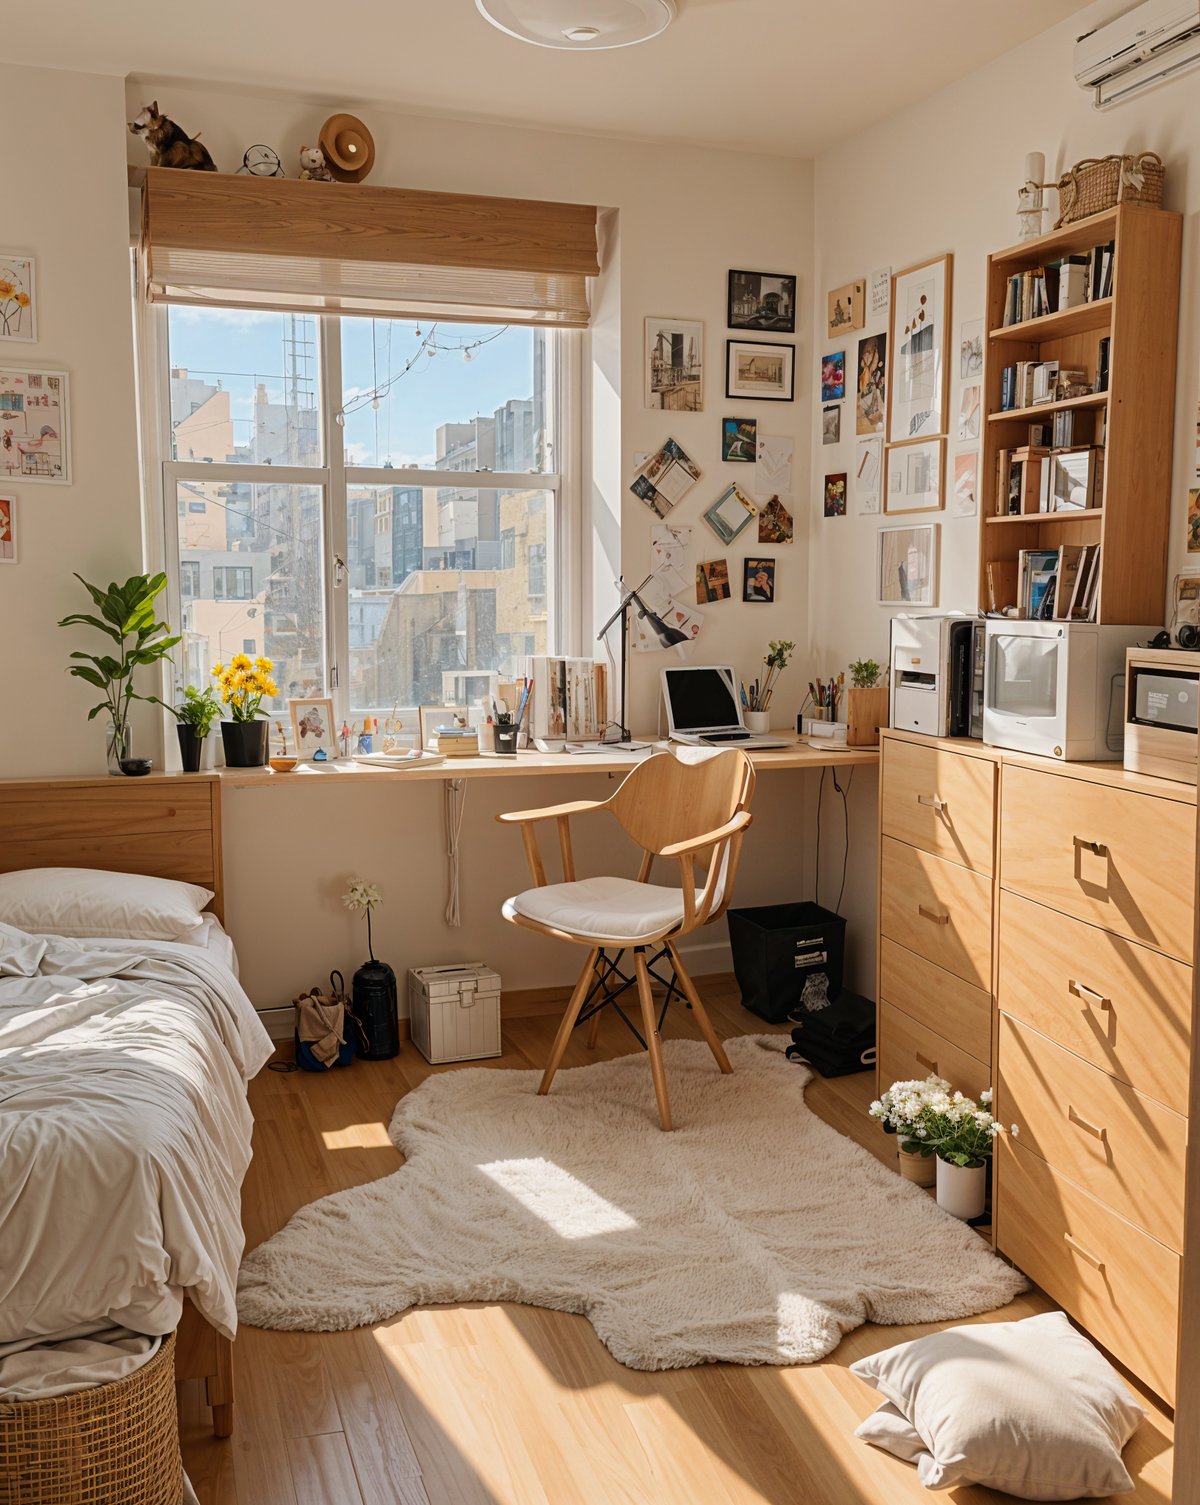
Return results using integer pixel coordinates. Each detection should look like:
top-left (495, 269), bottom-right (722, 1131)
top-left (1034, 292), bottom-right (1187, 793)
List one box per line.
top-left (128, 102), bottom-right (217, 171)
top-left (298, 145), bottom-right (334, 182)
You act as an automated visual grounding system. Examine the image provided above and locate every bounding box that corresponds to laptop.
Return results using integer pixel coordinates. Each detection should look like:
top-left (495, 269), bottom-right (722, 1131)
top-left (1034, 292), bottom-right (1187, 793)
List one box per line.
top-left (661, 665), bottom-right (793, 750)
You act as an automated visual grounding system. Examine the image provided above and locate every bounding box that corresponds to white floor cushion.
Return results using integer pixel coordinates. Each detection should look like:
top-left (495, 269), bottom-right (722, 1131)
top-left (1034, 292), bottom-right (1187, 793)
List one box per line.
top-left (851, 1311), bottom-right (1145, 1499)
top-left (508, 875), bottom-right (700, 942)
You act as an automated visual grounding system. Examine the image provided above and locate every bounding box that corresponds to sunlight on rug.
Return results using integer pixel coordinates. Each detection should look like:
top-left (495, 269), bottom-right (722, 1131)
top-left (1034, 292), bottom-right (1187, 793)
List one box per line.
top-left (237, 1036), bottom-right (1027, 1370)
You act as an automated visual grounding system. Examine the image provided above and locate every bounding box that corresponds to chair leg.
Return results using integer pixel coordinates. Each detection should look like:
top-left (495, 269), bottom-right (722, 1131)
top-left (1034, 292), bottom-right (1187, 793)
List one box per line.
top-left (634, 948), bottom-right (673, 1131)
top-left (538, 947), bottom-right (600, 1097)
top-left (586, 1004), bottom-right (602, 1049)
top-left (666, 939), bottom-right (733, 1075)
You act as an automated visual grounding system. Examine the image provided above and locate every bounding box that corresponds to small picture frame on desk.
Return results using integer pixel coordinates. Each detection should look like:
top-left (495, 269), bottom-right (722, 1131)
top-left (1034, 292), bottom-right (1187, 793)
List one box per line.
top-left (289, 697), bottom-right (337, 761)
top-left (419, 705), bottom-right (468, 751)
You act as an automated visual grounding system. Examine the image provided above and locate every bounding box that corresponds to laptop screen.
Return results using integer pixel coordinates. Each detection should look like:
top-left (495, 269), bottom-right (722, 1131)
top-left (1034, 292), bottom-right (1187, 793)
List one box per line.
top-left (664, 667), bottom-right (741, 732)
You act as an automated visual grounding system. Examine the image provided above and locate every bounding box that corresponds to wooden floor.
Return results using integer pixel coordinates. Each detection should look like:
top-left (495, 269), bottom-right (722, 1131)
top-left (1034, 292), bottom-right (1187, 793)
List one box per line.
top-left (180, 978), bottom-right (1174, 1505)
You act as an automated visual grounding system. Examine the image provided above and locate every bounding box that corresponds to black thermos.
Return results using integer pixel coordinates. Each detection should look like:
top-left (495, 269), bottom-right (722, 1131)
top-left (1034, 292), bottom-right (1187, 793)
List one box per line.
top-left (352, 959), bottom-right (400, 1060)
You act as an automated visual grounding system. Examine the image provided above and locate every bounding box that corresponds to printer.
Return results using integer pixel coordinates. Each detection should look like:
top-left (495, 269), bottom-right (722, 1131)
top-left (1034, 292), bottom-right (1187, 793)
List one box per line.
top-left (889, 614), bottom-right (984, 739)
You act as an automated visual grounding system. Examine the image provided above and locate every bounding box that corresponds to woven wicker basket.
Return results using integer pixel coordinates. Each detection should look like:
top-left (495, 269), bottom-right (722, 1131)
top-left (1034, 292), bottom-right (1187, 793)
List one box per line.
top-left (1054, 152), bottom-right (1165, 227)
top-left (0, 1332), bottom-right (182, 1505)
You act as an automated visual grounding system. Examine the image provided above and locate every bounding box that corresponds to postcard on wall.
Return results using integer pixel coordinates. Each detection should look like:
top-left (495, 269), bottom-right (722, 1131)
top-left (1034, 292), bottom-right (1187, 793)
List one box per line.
top-left (888, 255), bottom-right (952, 444)
top-left (755, 432), bottom-right (793, 498)
top-left (823, 473), bottom-right (847, 517)
top-left (827, 279), bottom-right (865, 342)
top-left (885, 437), bottom-right (945, 513)
top-left (855, 438), bottom-right (882, 514)
top-left (628, 437), bottom-right (701, 519)
top-left (0, 495), bottom-right (15, 563)
top-left (0, 256), bottom-right (36, 343)
top-left (758, 494), bottom-right (793, 544)
top-left (869, 267), bottom-right (891, 318)
top-left (0, 367), bottom-right (69, 484)
top-left (727, 270), bottom-right (797, 333)
top-left (1175, 574), bottom-right (1200, 625)
top-left (702, 482), bottom-right (757, 545)
top-left (952, 451), bottom-right (979, 516)
top-left (645, 316), bottom-right (703, 412)
top-left (743, 558), bottom-right (776, 603)
top-left (960, 318), bottom-right (984, 380)
top-left (958, 383), bottom-right (981, 442)
top-left (821, 350), bottom-right (845, 402)
top-left (878, 523), bottom-right (939, 606)
top-left (696, 558), bottom-right (731, 603)
top-left (630, 576), bottom-right (704, 651)
top-left (822, 405), bottom-right (841, 445)
top-left (722, 416), bottom-right (757, 461)
top-left (856, 333), bottom-right (886, 435)
top-left (650, 522), bottom-right (692, 598)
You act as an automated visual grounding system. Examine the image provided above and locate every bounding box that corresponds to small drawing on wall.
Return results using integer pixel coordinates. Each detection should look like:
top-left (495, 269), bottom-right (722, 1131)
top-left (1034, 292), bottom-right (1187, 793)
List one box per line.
top-left (953, 451), bottom-right (979, 517)
top-left (884, 437), bottom-right (945, 514)
top-left (855, 438), bottom-right (882, 514)
top-left (958, 383), bottom-right (981, 441)
top-left (0, 495), bottom-right (15, 563)
top-left (821, 350), bottom-right (845, 402)
top-left (0, 256), bottom-right (36, 343)
top-left (743, 557), bottom-right (776, 602)
top-left (960, 318), bottom-right (984, 380)
top-left (822, 405), bottom-right (840, 445)
top-left (878, 522), bottom-right (939, 606)
top-left (696, 558), bottom-right (731, 603)
top-left (0, 367), bottom-right (69, 484)
top-left (827, 279), bottom-right (866, 341)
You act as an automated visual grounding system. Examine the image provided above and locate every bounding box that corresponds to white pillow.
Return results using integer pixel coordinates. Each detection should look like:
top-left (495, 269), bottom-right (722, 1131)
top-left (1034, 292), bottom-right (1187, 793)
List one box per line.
top-left (851, 1311), bottom-right (1144, 1499)
top-left (0, 868), bottom-right (212, 941)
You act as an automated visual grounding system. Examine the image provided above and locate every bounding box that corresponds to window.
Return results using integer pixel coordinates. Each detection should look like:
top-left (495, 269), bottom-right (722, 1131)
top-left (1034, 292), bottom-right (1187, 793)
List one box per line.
top-left (161, 309), bottom-right (570, 728)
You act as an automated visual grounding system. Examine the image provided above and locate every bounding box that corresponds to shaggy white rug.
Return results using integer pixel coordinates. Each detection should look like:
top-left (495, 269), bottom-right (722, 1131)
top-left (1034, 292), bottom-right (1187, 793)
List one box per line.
top-left (238, 1036), bottom-right (1027, 1369)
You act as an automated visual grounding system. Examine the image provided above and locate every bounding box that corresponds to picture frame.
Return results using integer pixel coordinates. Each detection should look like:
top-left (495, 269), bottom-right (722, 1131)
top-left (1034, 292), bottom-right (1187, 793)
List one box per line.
top-left (725, 340), bottom-right (795, 403)
top-left (827, 279), bottom-right (865, 341)
top-left (419, 704), bottom-right (468, 750)
top-left (0, 366), bottom-right (70, 484)
top-left (0, 255), bottom-right (37, 343)
top-left (696, 558), bottom-right (731, 603)
top-left (884, 437), bottom-right (945, 514)
top-left (721, 417), bottom-right (757, 462)
top-left (823, 473), bottom-right (847, 517)
top-left (644, 316), bottom-right (703, 412)
top-left (288, 696), bottom-right (337, 761)
top-left (952, 451), bottom-right (979, 517)
top-left (855, 333), bottom-right (887, 435)
top-left (742, 558), bottom-right (776, 603)
top-left (702, 483), bottom-right (757, 545)
top-left (822, 405), bottom-right (841, 445)
top-left (820, 351), bottom-right (845, 402)
top-left (887, 254), bottom-right (953, 445)
top-left (628, 436), bottom-right (701, 519)
top-left (727, 269), bottom-right (796, 333)
top-left (877, 523), bottom-right (939, 606)
top-left (0, 495), bottom-right (15, 564)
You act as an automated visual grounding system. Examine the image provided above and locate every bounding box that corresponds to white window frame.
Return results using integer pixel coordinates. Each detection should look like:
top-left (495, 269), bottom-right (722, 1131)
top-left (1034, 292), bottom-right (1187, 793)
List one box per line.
top-left (140, 303), bottom-right (583, 746)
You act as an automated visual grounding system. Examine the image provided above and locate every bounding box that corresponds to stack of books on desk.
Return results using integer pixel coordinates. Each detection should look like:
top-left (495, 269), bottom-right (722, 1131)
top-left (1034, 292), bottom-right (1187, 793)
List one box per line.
top-left (436, 726), bottom-right (480, 757)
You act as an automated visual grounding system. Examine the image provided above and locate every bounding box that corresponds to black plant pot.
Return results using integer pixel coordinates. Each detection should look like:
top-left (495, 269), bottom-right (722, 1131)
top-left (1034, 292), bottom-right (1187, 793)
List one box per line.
top-left (220, 719), bottom-right (268, 768)
top-left (177, 723), bottom-right (207, 773)
top-left (352, 960), bottom-right (400, 1060)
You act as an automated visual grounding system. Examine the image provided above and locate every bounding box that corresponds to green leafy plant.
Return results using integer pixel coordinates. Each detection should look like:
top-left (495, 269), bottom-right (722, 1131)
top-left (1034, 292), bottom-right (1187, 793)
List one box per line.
top-left (849, 658), bottom-right (882, 689)
top-left (58, 574), bottom-right (180, 748)
top-left (172, 683), bottom-right (221, 737)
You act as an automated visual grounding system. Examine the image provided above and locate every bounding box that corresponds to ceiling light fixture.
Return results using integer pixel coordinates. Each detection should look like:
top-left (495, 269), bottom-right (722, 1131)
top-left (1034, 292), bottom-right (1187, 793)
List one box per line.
top-left (476, 0), bottom-right (676, 51)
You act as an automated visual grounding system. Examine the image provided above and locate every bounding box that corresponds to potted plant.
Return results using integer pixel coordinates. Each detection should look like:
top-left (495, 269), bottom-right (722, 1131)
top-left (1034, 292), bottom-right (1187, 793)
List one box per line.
top-left (170, 684), bottom-right (221, 772)
top-left (342, 877), bottom-right (399, 1060)
top-left (212, 653), bottom-right (278, 767)
top-left (847, 657), bottom-right (888, 747)
top-left (920, 1086), bottom-right (1010, 1221)
top-left (869, 1074), bottom-right (950, 1187)
top-left (58, 572), bottom-right (180, 775)
top-left (745, 639), bottom-right (795, 732)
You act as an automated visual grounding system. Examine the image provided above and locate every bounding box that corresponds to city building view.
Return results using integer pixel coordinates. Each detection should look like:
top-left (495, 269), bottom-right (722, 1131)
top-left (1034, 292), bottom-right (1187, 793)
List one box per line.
top-left (168, 312), bottom-right (551, 732)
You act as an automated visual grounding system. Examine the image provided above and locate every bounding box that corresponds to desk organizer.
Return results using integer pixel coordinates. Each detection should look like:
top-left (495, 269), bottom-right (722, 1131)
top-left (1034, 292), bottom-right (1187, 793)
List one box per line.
top-left (408, 962), bottom-right (502, 1064)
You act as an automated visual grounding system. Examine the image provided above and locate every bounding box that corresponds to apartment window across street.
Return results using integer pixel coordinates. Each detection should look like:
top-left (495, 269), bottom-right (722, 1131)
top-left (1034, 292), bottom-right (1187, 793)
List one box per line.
top-left (160, 310), bottom-right (570, 725)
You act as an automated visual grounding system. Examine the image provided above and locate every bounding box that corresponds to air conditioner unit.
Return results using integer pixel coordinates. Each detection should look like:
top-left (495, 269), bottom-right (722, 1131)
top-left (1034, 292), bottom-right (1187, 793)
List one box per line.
top-left (1075, 0), bottom-right (1200, 88)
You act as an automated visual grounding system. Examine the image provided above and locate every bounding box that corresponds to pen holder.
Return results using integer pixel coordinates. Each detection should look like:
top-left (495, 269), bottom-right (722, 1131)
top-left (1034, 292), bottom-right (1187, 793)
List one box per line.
top-left (744, 711), bottom-right (771, 734)
top-left (492, 724), bottom-right (518, 755)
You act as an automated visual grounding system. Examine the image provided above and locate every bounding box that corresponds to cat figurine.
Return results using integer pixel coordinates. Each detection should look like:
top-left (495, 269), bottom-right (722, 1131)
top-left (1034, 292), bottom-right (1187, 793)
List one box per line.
top-left (128, 102), bottom-right (217, 171)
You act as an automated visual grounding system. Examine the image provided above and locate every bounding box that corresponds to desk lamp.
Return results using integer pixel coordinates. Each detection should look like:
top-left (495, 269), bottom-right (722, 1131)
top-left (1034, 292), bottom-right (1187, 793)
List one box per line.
top-left (596, 573), bottom-right (688, 748)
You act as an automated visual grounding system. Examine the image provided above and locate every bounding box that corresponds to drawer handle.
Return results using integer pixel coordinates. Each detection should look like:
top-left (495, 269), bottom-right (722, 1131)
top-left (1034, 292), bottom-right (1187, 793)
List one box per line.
top-left (918, 904), bottom-right (950, 926)
top-left (917, 793), bottom-right (948, 814)
top-left (915, 1052), bottom-right (939, 1073)
top-left (1073, 835), bottom-right (1109, 858)
top-left (1068, 1105), bottom-right (1107, 1141)
top-left (1063, 1232), bottom-right (1106, 1272)
top-left (1069, 979), bottom-right (1112, 1012)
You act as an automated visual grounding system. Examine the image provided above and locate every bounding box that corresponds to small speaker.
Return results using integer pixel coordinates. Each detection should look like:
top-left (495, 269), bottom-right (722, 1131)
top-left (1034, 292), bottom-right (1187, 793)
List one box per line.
top-left (1178, 622), bottom-right (1200, 650)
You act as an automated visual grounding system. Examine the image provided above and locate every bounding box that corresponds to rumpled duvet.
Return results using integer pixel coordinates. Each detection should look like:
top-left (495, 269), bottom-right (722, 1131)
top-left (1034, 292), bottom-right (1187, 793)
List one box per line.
top-left (0, 921), bottom-right (272, 1358)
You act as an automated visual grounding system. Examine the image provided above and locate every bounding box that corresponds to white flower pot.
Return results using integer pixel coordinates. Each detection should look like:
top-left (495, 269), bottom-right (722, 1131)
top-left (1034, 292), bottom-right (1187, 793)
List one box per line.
top-left (744, 711), bottom-right (771, 733)
top-left (936, 1158), bottom-right (987, 1221)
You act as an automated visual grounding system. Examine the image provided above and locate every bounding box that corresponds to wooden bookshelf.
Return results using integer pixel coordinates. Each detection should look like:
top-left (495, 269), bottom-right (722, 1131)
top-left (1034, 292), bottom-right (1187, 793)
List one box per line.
top-left (979, 205), bottom-right (1182, 624)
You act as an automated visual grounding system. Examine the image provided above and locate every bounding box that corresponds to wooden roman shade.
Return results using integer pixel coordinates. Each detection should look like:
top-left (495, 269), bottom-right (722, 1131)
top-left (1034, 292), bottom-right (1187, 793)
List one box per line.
top-left (136, 168), bottom-right (599, 328)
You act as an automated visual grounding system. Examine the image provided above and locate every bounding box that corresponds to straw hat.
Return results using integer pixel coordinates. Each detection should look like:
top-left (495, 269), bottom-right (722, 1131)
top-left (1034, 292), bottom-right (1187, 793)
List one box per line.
top-left (318, 114), bottom-right (376, 182)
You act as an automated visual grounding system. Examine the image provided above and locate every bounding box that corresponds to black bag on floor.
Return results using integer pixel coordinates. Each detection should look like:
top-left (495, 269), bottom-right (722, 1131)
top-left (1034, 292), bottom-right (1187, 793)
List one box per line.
top-left (786, 990), bottom-right (876, 1077)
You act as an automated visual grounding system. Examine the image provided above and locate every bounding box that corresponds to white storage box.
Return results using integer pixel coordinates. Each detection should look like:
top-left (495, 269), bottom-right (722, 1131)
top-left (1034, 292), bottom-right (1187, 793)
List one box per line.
top-left (408, 963), bottom-right (502, 1064)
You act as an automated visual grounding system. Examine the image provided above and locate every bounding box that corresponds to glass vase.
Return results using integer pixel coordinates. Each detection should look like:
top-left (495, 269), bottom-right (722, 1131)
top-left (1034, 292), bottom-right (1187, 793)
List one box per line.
top-left (106, 720), bottom-right (132, 777)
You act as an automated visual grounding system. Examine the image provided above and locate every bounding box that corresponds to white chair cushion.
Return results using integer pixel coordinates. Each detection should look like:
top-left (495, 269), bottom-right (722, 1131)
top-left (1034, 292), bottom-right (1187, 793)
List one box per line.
top-left (507, 876), bottom-right (700, 943)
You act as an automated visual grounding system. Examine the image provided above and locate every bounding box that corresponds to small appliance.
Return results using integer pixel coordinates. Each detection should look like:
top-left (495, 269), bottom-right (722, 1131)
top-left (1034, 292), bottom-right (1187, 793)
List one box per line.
top-left (1123, 646), bottom-right (1200, 782)
top-left (888, 615), bottom-right (983, 739)
top-left (661, 665), bottom-right (792, 749)
top-left (982, 619), bottom-right (1156, 761)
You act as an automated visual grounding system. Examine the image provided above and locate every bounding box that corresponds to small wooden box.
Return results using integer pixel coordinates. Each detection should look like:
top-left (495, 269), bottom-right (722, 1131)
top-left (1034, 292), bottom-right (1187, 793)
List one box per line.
top-left (846, 686), bottom-right (889, 747)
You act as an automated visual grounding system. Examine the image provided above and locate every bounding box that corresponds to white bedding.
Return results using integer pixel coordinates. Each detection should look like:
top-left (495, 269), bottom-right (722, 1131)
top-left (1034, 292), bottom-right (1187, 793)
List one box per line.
top-left (0, 921), bottom-right (271, 1393)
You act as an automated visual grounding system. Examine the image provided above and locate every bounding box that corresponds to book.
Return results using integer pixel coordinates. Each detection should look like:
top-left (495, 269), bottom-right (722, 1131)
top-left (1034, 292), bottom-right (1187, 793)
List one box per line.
top-left (1052, 545), bottom-right (1087, 620)
top-left (1097, 336), bottom-right (1111, 393)
top-left (1018, 548), bottom-right (1059, 618)
top-left (1060, 258), bottom-right (1089, 309)
top-left (1067, 544), bottom-right (1100, 620)
top-left (986, 559), bottom-right (1018, 614)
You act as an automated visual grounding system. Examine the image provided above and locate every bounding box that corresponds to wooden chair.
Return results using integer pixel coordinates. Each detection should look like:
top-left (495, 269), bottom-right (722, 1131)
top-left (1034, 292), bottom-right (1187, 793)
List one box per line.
top-left (497, 749), bottom-right (756, 1130)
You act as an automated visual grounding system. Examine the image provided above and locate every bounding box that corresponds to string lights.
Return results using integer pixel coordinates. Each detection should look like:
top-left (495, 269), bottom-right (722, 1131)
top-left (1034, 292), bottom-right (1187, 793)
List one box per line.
top-left (335, 320), bottom-right (512, 426)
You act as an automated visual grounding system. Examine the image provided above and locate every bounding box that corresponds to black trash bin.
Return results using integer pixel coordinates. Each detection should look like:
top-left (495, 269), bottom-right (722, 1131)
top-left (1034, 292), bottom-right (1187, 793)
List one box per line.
top-left (727, 901), bottom-right (846, 1023)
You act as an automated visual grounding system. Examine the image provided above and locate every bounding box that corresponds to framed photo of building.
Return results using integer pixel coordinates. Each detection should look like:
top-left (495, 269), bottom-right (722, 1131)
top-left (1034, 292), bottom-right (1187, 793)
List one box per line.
top-left (887, 255), bottom-right (953, 445)
top-left (727, 270), bottom-right (796, 333)
top-left (877, 522), bottom-right (939, 606)
top-left (644, 316), bottom-right (703, 412)
top-left (884, 437), bottom-right (945, 514)
top-left (0, 367), bottom-right (69, 484)
top-left (726, 340), bottom-right (794, 402)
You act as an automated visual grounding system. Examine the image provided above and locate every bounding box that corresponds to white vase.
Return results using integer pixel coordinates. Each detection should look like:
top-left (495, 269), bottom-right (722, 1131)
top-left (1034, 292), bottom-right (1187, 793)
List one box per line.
top-left (936, 1158), bottom-right (987, 1220)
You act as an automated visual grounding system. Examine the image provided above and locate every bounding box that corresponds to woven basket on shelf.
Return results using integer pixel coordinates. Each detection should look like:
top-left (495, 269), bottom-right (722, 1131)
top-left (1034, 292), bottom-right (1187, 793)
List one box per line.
top-left (1054, 151), bottom-right (1165, 226)
top-left (0, 1331), bottom-right (182, 1505)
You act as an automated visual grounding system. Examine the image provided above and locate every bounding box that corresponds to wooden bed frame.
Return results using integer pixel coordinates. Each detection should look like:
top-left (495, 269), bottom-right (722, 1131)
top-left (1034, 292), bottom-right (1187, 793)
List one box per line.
top-left (0, 773), bottom-right (234, 1436)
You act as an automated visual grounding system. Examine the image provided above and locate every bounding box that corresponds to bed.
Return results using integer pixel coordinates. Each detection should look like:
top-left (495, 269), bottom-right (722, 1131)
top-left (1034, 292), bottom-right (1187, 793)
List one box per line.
top-left (0, 774), bottom-right (269, 1437)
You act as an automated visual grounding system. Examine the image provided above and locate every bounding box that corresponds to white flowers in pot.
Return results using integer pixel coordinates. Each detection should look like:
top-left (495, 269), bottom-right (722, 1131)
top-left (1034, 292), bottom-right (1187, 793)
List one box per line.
top-left (869, 1074), bottom-right (951, 1188)
top-left (872, 1079), bottom-right (1017, 1218)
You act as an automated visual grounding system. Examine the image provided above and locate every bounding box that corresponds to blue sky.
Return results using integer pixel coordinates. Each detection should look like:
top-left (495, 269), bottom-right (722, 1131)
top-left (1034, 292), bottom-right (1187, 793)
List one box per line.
top-left (168, 308), bottom-right (535, 467)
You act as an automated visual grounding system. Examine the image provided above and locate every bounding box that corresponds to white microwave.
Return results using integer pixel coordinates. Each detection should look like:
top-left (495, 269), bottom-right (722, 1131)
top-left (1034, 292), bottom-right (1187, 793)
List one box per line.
top-left (983, 620), bottom-right (1155, 761)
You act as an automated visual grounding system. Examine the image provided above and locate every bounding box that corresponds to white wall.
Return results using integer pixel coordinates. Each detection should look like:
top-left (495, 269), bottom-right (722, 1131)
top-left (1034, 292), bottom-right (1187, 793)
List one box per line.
top-left (806, 1), bottom-right (1200, 976)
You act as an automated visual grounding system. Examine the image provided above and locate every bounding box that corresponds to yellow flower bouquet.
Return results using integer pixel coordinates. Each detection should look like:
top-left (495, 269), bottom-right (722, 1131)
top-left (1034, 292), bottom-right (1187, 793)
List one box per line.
top-left (212, 653), bottom-right (279, 722)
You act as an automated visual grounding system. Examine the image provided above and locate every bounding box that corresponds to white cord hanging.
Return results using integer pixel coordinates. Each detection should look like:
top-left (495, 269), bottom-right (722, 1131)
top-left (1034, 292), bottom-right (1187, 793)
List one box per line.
top-left (444, 779), bottom-right (467, 927)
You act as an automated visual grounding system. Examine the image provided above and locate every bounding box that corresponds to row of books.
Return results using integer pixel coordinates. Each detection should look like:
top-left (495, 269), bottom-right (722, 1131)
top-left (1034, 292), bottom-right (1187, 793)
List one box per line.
top-left (999, 358), bottom-right (1091, 413)
top-left (1000, 241), bottom-right (1115, 326)
top-left (1018, 544), bottom-right (1101, 622)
